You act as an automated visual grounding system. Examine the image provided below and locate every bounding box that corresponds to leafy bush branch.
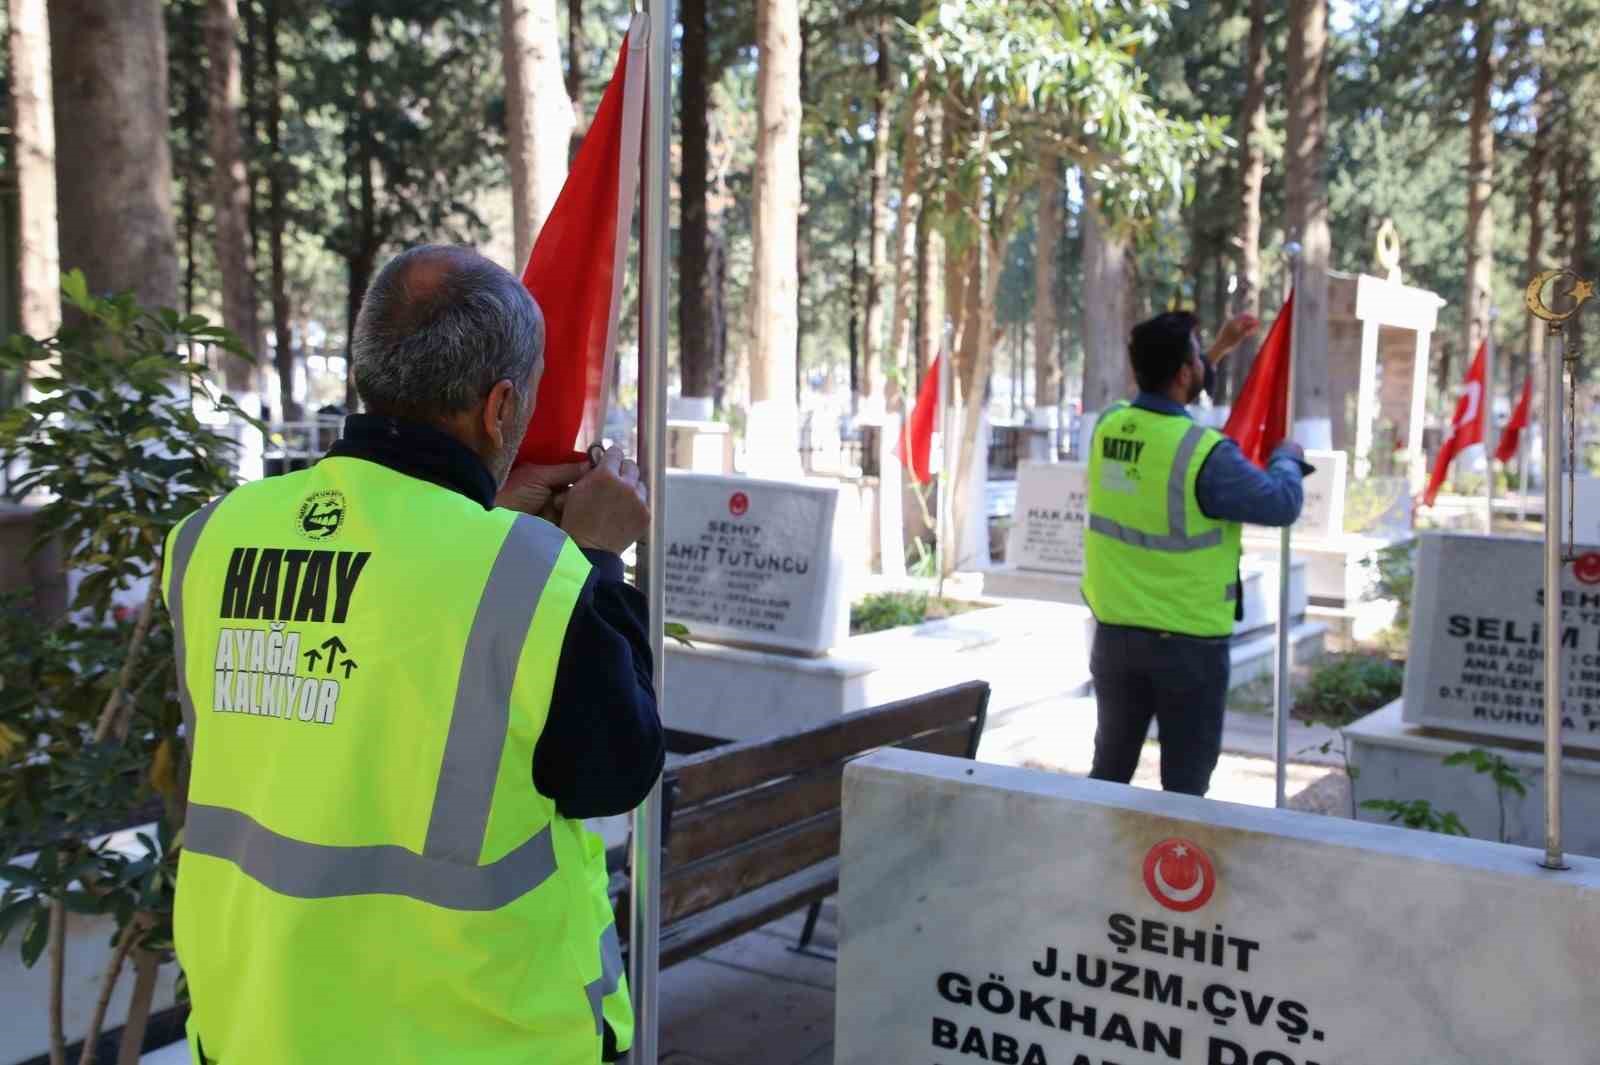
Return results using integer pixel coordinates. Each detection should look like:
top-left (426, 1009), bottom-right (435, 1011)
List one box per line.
top-left (0, 272), bottom-right (253, 1065)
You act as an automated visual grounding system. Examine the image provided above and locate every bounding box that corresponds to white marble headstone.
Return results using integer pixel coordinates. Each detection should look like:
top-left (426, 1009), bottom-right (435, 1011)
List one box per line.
top-left (1292, 448), bottom-right (1346, 538)
top-left (1401, 531), bottom-right (1600, 752)
top-left (1006, 461), bottom-right (1088, 575)
top-left (663, 472), bottom-right (849, 656)
top-left (837, 748), bottom-right (1600, 1065)
top-left (1569, 474), bottom-right (1600, 545)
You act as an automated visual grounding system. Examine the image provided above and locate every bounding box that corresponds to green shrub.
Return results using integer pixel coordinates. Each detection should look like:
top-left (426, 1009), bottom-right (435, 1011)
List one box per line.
top-left (851, 591), bottom-right (930, 634)
top-left (0, 272), bottom-right (252, 1061)
top-left (1294, 654), bottom-right (1403, 726)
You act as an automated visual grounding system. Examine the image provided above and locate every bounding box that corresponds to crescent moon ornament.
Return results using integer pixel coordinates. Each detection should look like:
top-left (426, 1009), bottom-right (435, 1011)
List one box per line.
top-left (1526, 268), bottom-right (1597, 324)
top-left (1153, 860), bottom-right (1206, 904)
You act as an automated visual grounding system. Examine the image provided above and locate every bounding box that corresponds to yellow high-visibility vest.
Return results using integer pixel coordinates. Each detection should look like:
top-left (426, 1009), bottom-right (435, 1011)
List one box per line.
top-left (1082, 402), bottom-right (1241, 637)
top-left (162, 456), bottom-right (629, 1064)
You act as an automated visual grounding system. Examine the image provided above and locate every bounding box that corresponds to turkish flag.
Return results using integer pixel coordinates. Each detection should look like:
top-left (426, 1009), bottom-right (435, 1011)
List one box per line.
top-left (515, 16), bottom-right (647, 466)
top-left (900, 355), bottom-right (942, 485)
top-left (1223, 290), bottom-right (1293, 468)
top-left (1421, 340), bottom-right (1487, 507)
top-left (1495, 375), bottom-right (1532, 464)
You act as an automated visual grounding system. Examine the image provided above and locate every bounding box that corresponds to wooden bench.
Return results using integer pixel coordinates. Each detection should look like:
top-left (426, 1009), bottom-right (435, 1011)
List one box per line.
top-left (616, 681), bottom-right (990, 968)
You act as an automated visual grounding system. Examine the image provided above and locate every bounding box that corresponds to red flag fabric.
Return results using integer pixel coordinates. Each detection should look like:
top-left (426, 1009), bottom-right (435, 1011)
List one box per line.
top-left (1496, 375), bottom-right (1532, 464)
top-left (515, 18), bottom-right (646, 466)
top-left (1421, 340), bottom-right (1487, 507)
top-left (900, 355), bottom-right (942, 485)
top-left (1223, 289), bottom-right (1294, 467)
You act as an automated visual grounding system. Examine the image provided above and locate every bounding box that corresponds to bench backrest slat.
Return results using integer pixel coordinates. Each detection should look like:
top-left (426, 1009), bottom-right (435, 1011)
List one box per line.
top-left (651, 681), bottom-right (989, 928)
top-left (661, 810), bottom-right (841, 925)
top-left (668, 681), bottom-right (989, 806)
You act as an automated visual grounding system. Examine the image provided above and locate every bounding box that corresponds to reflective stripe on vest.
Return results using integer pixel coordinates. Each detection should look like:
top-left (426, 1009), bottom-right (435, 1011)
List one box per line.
top-left (1086, 423), bottom-right (1222, 553)
top-left (175, 514), bottom-right (565, 909)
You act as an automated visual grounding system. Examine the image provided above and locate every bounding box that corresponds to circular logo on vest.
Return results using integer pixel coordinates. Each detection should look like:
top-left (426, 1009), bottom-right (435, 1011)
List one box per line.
top-left (1576, 552), bottom-right (1600, 585)
top-left (296, 490), bottom-right (347, 542)
top-left (1142, 838), bottom-right (1215, 913)
top-left (729, 491), bottom-right (750, 517)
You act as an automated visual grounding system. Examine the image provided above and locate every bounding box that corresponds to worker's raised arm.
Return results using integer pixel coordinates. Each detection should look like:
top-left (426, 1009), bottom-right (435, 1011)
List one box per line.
top-left (1194, 437), bottom-right (1309, 528)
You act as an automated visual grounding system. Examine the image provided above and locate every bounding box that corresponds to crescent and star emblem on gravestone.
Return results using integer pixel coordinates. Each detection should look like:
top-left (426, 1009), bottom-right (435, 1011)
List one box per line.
top-left (728, 491), bottom-right (750, 517)
top-left (1574, 552), bottom-right (1600, 585)
top-left (1142, 838), bottom-right (1216, 913)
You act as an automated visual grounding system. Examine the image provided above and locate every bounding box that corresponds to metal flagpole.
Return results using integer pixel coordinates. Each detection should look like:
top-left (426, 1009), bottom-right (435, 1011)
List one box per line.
top-left (1484, 308), bottom-right (1497, 534)
top-left (935, 332), bottom-right (951, 596)
top-left (1541, 315), bottom-right (1566, 870)
top-left (630, 0), bottom-right (672, 1058)
top-left (1524, 267), bottom-right (1595, 872)
top-left (1274, 242), bottom-right (1303, 810)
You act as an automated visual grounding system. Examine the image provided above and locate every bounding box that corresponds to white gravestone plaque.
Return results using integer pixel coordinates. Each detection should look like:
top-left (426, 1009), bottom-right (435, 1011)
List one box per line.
top-left (1248, 448), bottom-right (1345, 541)
top-left (1569, 474), bottom-right (1600, 545)
top-left (1401, 531), bottom-right (1600, 752)
top-left (663, 472), bottom-right (848, 656)
top-left (837, 749), bottom-right (1600, 1065)
top-left (1292, 449), bottom-right (1345, 539)
top-left (1007, 461), bottom-right (1088, 575)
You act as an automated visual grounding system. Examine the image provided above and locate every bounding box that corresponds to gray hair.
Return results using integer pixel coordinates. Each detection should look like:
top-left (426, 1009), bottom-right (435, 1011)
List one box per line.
top-left (351, 245), bottom-right (545, 422)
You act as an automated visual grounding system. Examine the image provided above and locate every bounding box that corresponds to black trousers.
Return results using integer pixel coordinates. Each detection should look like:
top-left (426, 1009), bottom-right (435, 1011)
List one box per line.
top-left (1087, 622), bottom-right (1230, 796)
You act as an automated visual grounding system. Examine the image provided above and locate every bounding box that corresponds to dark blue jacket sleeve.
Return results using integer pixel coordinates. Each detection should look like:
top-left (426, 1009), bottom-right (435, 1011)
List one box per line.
top-left (532, 549), bottom-right (664, 819)
top-left (1195, 439), bottom-right (1308, 528)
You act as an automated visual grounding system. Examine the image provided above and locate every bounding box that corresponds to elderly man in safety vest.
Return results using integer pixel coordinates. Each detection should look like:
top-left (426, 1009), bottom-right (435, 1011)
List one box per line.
top-left (1082, 310), bottom-right (1308, 796)
top-left (162, 245), bottom-right (660, 1063)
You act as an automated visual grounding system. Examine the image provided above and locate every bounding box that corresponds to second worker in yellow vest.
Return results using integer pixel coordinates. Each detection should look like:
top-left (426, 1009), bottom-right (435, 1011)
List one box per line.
top-left (163, 245), bottom-right (661, 1063)
top-left (1083, 310), bottom-right (1308, 796)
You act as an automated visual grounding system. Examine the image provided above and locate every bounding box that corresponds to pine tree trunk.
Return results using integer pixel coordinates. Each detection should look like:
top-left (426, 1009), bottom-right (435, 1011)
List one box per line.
top-left (678, 0), bottom-right (715, 401)
top-left (918, 99), bottom-right (945, 377)
top-left (886, 86), bottom-right (926, 412)
top-left (860, 23), bottom-right (892, 409)
top-left (9, 0), bottom-right (59, 343)
top-left (566, 0), bottom-right (586, 155)
top-left (1464, 9), bottom-right (1496, 360)
top-left (709, 229), bottom-right (728, 410)
top-left (265, 0), bottom-right (297, 422)
top-left (747, 0), bottom-right (802, 474)
top-left (344, 14), bottom-right (376, 412)
top-left (502, 0), bottom-right (574, 271)
top-left (1285, 0), bottom-right (1332, 439)
top-left (1525, 67), bottom-right (1551, 377)
top-left (49, 0), bottom-right (178, 310)
top-left (1033, 151), bottom-right (1061, 415)
top-left (206, 0), bottom-right (261, 395)
top-left (1080, 182), bottom-right (1131, 413)
top-left (1230, 0), bottom-right (1268, 406)
top-left (1573, 163), bottom-right (1593, 362)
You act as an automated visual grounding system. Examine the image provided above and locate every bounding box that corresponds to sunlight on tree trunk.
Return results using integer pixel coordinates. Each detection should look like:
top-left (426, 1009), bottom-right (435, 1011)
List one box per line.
top-left (886, 86), bottom-right (926, 413)
top-left (747, 0), bottom-right (802, 475)
top-left (1230, 0), bottom-right (1268, 402)
top-left (1033, 151), bottom-right (1061, 422)
top-left (861, 22), bottom-right (893, 411)
top-left (49, 0), bottom-right (178, 311)
top-left (502, 0), bottom-right (574, 271)
top-left (1286, 0), bottom-right (1331, 441)
top-left (1464, 8), bottom-right (1496, 362)
top-left (1081, 181), bottom-right (1131, 415)
top-left (265, 0), bottom-right (297, 422)
top-left (206, 0), bottom-right (262, 395)
top-left (10, 0), bottom-right (59, 350)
